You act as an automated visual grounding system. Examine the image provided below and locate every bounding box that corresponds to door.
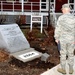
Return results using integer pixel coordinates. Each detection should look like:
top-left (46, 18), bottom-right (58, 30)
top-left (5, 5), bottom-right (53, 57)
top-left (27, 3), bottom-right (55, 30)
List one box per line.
top-left (40, 0), bottom-right (49, 11)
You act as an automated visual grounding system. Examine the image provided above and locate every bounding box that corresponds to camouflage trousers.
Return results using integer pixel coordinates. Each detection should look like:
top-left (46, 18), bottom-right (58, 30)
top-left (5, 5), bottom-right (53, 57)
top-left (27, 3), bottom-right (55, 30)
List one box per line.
top-left (59, 40), bottom-right (74, 69)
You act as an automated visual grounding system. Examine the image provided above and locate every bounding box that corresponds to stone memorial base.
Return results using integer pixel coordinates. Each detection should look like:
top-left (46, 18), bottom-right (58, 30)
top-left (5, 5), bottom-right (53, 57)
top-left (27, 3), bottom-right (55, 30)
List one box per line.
top-left (11, 48), bottom-right (42, 62)
top-left (0, 23), bottom-right (42, 62)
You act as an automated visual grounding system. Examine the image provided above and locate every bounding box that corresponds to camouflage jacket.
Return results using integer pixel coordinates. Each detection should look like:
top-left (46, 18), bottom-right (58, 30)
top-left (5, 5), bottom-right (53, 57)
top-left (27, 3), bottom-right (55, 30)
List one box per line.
top-left (54, 13), bottom-right (75, 42)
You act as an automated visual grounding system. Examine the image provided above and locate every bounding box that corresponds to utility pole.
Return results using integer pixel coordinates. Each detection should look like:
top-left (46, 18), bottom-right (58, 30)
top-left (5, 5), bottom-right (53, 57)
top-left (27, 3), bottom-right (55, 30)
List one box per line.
top-left (48, 0), bottom-right (50, 27)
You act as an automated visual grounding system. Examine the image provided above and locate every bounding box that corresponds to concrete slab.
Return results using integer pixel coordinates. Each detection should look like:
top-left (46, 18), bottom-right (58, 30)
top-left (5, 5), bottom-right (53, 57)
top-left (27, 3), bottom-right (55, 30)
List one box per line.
top-left (41, 53), bottom-right (50, 62)
top-left (41, 56), bottom-right (75, 75)
top-left (10, 48), bottom-right (42, 62)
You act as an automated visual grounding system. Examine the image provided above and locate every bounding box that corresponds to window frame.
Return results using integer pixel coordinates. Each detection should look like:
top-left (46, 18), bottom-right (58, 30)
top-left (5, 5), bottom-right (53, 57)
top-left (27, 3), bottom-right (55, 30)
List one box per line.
top-left (50, 0), bottom-right (55, 12)
top-left (40, 0), bottom-right (49, 11)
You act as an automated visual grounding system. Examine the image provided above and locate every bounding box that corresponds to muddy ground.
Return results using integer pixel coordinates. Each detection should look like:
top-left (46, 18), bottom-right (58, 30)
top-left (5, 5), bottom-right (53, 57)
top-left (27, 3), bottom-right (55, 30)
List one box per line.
top-left (0, 25), bottom-right (60, 75)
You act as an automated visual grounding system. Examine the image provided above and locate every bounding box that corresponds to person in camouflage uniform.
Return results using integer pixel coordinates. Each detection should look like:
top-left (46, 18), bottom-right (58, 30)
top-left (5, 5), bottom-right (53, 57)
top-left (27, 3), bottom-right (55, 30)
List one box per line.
top-left (54, 4), bottom-right (75, 74)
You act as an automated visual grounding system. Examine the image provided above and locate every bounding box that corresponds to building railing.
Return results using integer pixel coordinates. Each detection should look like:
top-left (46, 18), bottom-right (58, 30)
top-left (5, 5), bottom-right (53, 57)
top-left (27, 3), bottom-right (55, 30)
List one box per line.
top-left (0, 1), bottom-right (49, 13)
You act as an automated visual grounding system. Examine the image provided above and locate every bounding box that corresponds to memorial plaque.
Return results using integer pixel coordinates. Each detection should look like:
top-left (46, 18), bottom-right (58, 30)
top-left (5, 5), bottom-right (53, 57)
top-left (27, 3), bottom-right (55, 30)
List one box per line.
top-left (0, 23), bottom-right (30, 53)
top-left (0, 23), bottom-right (42, 62)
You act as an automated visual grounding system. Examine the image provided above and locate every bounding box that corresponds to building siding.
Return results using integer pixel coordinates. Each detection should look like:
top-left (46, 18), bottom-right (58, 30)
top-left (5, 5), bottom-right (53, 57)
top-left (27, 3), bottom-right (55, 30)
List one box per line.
top-left (55, 0), bottom-right (68, 12)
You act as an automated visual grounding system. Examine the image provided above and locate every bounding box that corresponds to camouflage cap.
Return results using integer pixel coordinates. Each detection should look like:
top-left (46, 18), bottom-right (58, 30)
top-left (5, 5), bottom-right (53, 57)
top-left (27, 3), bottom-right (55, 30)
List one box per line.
top-left (62, 4), bottom-right (70, 9)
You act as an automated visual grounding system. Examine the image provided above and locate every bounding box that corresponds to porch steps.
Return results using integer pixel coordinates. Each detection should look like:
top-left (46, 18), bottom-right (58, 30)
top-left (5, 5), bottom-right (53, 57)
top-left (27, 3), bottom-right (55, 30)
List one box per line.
top-left (41, 56), bottom-right (75, 75)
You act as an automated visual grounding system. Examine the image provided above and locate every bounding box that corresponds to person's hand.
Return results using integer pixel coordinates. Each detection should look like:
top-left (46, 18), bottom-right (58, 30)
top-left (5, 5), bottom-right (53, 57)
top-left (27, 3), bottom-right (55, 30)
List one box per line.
top-left (55, 39), bottom-right (59, 44)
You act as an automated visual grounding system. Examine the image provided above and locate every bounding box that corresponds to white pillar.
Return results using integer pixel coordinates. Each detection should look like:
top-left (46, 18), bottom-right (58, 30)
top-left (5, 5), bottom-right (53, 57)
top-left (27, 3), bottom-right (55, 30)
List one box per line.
top-left (22, 0), bottom-right (24, 12)
top-left (41, 15), bottom-right (43, 33)
top-left (30, 15), bottom-right (32, 32)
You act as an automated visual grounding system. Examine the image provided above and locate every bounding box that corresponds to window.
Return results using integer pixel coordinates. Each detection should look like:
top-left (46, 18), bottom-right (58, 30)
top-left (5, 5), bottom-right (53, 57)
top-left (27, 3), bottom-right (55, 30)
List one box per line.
top-left (68, 0), bottom-right (75, 13)
top-left (69, 0), bottom-right (74, 3)
top-left (41, 0), bottom-right (48, 11)
top-left (50, 0), bottom-right (55, 12)
top-left (7, 0), bottom-right (16, 2)
top-left (6, 0), bottom-right (16, 2)
top-left (41, 0), bottom-right (46, 8)
top-left (70, 4), bottom-right (74, 9)
top-left (19, 0), bottom-right (28, 3)
top-left (41, 3), bottom-right (46, 9)
top-left (24, 0), bottom-right (28, 2)
top-left (41, 0), bottom-right (46, 2)
top-left (50, 0), bottom-right (54, 2)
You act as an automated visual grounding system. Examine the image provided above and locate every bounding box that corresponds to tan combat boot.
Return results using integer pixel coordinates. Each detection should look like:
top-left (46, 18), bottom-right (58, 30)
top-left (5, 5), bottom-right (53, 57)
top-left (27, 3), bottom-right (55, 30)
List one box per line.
top-left (69, 69), bottom-right (74, 74)
top-left (57, 68), bottom-right (66, 74)
top-left (69, 65), bottom-right (74, 74)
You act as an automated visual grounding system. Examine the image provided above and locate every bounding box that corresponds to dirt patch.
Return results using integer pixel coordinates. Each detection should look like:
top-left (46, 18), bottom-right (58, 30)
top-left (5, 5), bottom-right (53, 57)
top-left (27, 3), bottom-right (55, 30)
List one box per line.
top-left (0, 26), bottom-right (60, 75)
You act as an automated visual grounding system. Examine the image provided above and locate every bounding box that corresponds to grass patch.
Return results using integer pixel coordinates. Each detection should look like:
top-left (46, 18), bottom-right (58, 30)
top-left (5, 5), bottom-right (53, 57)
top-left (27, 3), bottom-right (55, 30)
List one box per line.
top-left (21, 28), bottom-right (46, 38)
